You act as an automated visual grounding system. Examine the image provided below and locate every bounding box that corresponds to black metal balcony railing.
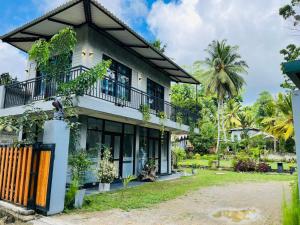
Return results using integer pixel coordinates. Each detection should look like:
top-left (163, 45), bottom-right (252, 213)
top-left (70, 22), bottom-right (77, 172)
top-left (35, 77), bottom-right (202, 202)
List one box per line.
top-left (3, 66), bottom-right (199, 126)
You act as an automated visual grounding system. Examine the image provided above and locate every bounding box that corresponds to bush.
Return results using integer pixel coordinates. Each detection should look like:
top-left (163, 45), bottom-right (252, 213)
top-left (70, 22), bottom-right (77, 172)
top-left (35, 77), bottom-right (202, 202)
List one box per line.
top-left (98, 147), bottom-right (117, 183)
top-left (173, 147), bottom-right (186, 161)
top-left (256, 162), bottom-right (270, 173)
top-left (194, 153), bottom-right (201, 160)
top-left (64, 178), bottom-right (79, 210)
top-left (248, 148), bottom-right (261, 159)
top-left (282, 181), bottom-right (300, 225)
top-left (201, 154), bottom-right (217, 161)
top-left (233, 158), bottom-right (256, 172)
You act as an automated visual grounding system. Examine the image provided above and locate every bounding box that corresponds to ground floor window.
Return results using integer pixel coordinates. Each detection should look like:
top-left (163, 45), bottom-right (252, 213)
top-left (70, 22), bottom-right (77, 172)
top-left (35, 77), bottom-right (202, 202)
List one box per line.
top-left (84, 116), bottom-right (170, 181)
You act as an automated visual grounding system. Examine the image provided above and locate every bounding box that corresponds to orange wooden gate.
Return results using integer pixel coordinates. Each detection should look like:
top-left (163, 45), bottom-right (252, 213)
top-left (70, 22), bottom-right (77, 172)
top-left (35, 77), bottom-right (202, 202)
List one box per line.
top-left (0, 144), bottom-right (54, 213)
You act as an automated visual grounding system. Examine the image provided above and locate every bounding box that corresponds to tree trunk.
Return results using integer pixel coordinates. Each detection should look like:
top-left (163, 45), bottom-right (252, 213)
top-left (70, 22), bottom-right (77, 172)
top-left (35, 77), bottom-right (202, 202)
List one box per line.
top-left (221, 100), bottom-right (227, 143)
top-left (216, 100), bottom-right (221, 153)
top-left (273, 137), bottom-right (277, 152)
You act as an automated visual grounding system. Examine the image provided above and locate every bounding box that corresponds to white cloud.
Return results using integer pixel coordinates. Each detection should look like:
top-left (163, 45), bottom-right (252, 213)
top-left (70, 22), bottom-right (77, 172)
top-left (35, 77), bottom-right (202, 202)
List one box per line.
top-left (147, 0), bottom-right (295, 104)
top-left (0, 41), bottom-right (27, 81)
top-left (32, 0), bottom-right (69, 13)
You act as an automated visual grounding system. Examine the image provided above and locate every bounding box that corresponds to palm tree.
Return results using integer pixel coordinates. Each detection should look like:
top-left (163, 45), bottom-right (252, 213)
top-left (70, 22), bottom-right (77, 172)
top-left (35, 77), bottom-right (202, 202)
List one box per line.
top-left (224, 99), bottom-right (242, 129)
top-left (200, 40), bottom-right (248, 152)
top-left (262, 93), bottom-right (294, 140)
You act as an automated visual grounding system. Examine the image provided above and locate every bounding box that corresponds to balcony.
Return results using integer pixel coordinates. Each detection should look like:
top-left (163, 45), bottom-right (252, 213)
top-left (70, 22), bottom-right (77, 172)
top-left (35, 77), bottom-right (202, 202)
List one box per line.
top-left (2, 66), bottom-right (199, 126)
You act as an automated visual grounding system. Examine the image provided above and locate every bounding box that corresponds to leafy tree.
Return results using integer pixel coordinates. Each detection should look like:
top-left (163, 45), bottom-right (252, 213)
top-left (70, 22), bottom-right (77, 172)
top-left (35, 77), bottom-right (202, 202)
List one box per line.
top-left (224, 99), bottom-right (242, 129)
top-left (262, 92), bottom-right (294, 141)
top-left (189, 120), bottom-right (217, 153)
top-left (151, 39), bottom-right (167, 53)
top-left (200, 40), bottom-right (248, 152)
top-left (252, 91), bottom-right (276, 127)
top-left (279, 1), bottom-right (300, 90)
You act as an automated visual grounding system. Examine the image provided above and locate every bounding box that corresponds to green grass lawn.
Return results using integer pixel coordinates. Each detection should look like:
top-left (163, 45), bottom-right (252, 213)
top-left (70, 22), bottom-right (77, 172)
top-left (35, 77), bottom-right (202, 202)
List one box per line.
top-left (70, 170), bottom-right (295, 213)
top-left (178, 159), bottom-right (296, 170)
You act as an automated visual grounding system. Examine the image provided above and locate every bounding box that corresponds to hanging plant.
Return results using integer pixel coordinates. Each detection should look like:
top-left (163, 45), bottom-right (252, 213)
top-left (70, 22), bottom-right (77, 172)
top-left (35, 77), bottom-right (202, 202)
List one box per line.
top-left (139, 104), bottom-right (151, 122)
top-left (158, 111), bottom-right (167, 138)
top-left (176, 112), bottom-right (183, 127)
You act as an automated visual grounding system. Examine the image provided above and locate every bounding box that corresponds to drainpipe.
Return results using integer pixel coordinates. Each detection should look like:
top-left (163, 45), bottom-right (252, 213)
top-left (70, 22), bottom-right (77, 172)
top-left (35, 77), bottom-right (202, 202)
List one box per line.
top-left (0, 85), bottom-right (5, 109)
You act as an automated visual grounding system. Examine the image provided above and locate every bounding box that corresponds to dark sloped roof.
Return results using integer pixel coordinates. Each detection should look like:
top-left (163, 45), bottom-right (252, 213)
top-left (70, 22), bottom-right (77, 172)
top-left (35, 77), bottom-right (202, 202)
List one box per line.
top-left (0, 0), bottom-right (199, 84)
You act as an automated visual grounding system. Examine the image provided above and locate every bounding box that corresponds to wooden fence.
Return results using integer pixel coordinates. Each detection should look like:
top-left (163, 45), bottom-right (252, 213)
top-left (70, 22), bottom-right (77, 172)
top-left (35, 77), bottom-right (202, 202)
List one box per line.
top-left (0, 145), bottom-right (54, 213)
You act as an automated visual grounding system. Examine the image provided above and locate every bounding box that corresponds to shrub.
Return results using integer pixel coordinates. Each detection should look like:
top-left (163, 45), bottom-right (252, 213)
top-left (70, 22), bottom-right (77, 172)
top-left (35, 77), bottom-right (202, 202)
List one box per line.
top-left (98, 147), bottom-right (118, 183)
top-left (64, 178), bottom-right (79, 210)
top-left (282, 181), bottom-right (300, 225)
top-left (201, 154), bottom-right (217, 161)
top-left (173, 147), bottom-right (186, 161)
top-left (256, 162), bottom-right (270, 173)
top-left (194, 153), bottom-right (201, 160)
top-left (233, 158), bottom-right (256, 172)
top-left (248, 147), bottom-right (261, 159)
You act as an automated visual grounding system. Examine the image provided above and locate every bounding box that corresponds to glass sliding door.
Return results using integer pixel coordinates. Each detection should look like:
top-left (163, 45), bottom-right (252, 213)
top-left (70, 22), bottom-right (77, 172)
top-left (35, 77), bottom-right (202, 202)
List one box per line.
top-left (104, 133), bottom-right (121, 178)
top-left (122, 125), bottom-right (134, 177)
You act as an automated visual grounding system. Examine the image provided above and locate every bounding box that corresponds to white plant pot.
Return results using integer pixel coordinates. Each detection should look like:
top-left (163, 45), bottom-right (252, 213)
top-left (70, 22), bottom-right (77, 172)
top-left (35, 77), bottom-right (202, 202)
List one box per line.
top-left (98, 183), bottom-right (110, 192)
top-left (74, 189), bottom-right (86, 208)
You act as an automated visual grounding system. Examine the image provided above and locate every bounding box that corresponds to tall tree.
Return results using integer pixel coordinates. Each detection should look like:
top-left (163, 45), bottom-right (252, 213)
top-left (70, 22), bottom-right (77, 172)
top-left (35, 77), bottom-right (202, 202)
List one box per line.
top-left (200, 40), bottom-right (248, 152)
top-left (279, 1), bottom-right (300, 90)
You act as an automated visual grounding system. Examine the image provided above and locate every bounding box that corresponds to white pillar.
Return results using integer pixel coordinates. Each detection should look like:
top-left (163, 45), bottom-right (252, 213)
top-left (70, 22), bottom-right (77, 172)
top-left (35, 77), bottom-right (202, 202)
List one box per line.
top-left (0, 86), bottom-right (6, 108)
top-left (292, 90), bottom-right (300, 194)
top-left (168, 132), bottom-right (172, 174)
top-left (43, 120), bottom-right (70, 215)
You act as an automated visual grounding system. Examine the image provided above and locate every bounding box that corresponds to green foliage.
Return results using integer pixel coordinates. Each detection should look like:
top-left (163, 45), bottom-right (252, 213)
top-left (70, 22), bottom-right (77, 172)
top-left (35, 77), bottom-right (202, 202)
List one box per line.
top-left (0, 73), bottom-right (16, 85)
top-left (0, 105), bottom-right (48, 144)
top-left (173, 147), bottom-right (186, 162)
top-left (139, 104), bottom-right (151, 122)
top-left (158, 111), bottom-right (167, 136)
top-left (29, 27), bottom-right (77, 81)
top-left (57, 60), bottom-right (111, 104)
top-left (175, 112), bottom-right (183, 126)
top-left (69, 150), bottom-right (92, 186)
top-left (193, 153), bottom-right (201, 160)
top-left (98, 146), bottom-right (117, 183)
top-left (64, 178), bottom-right (79, 210)
top-left (189, 121), bottom-right (217, 153)
top-left (282, 180), bottom-right (300, 225)
top-left (123, 175), bottom-right (136, 189)
top-left (151, 39), bottom-right (167, 53)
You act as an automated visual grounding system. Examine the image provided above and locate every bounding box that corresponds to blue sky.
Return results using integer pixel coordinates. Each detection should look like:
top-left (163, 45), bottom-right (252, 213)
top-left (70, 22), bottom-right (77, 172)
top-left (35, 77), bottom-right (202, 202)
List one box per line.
top-left (0, 0), bottom-right (297, 105)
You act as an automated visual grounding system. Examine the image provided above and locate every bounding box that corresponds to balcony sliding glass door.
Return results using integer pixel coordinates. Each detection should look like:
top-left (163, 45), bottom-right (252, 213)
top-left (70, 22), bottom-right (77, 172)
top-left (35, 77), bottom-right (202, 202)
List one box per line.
top-left (102, 55), bottom-right (132, 101)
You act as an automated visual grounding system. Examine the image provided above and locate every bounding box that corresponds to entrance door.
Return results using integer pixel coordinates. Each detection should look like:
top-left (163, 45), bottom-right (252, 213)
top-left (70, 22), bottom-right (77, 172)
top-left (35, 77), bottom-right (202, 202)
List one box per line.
top-left (149, 138), bottom-right (160, 173)
top-left (122, 134), bottom-right (134, 177)
top-left (104, 133), bottom-right (121, 178)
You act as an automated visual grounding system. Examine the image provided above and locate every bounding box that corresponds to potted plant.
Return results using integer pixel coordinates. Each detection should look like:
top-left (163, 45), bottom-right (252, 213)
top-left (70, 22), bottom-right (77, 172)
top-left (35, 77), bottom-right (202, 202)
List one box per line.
top-left (69, 150), bottom-right (92, 208)
top-left (97, 146), bottom-right (117, 192)
top-left (138, 159), bottom-right (157, 182)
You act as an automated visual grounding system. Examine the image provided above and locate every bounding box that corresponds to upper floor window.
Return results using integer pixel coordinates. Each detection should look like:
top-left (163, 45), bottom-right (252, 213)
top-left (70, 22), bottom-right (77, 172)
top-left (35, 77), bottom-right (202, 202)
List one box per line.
top-left (147, 79), bottom-right (164, 111)
top-left (102, 55), bottom-right (132, 101)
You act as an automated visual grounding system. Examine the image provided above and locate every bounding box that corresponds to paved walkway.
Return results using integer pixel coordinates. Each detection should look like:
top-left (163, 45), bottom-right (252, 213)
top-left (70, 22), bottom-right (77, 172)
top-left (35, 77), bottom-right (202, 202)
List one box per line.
top-left (31, 181), bottom-right (290, 225)
top-left (86, 172), bottom-right (186, 195)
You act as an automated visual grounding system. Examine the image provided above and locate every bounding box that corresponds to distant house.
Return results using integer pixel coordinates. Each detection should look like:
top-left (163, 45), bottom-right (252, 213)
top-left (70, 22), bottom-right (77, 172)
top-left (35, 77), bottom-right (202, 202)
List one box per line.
top-left (229, 127), bottom-right (274, 142)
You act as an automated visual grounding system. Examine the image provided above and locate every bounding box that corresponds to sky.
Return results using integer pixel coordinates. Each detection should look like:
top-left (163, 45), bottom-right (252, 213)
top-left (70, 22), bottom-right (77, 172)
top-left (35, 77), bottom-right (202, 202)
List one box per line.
top-left (0, 0), bottom-right (297, 105)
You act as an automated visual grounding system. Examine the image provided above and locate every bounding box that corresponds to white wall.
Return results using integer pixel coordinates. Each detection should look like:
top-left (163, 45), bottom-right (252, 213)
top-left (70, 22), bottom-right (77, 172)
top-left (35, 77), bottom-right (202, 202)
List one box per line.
top-left (72, 25), bottom-right (171, 102)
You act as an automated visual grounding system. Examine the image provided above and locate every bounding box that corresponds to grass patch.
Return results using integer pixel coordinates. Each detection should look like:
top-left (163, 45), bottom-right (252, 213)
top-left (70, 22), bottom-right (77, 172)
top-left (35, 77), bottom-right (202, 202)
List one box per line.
top-left (70, 170), bottom-right (295, 213)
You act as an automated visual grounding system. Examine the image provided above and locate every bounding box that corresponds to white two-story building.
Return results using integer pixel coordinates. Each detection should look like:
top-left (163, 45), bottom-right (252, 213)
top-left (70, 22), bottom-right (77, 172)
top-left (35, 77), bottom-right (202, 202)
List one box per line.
top-left (0, 0), bottom-right (199, 184)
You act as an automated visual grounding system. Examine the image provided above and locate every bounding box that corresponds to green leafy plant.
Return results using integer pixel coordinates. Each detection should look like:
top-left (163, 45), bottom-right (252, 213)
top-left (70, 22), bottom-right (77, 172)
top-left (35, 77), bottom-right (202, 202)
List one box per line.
top-left (158, 111), bottom-right (167, 137)
top-left (282, 180), bottom-right (300, 225)
top-left (176, 112), bottom-right (183, 126)
top-left (97, 146), bottom-right (117, 183)
top-left (139, 104), bottom-right (151, 121)
top-left (122, 175), bottom-right (136, 189)
top-left (29, 27), bottom-right (77, 82)
top-left (64, 177), bottom-right (79, 210)
top-left (69, 150), bottom-right (92, 187)
top-left (0, 73), bottom-right (16, 85)
top-left (0, 105), bottom-right (49, 145)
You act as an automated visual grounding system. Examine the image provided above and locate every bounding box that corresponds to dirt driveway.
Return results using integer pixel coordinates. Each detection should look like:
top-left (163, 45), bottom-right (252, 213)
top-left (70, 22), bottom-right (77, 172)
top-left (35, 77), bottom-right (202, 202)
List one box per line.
top-left (32, 181), bottom-right (290, 225)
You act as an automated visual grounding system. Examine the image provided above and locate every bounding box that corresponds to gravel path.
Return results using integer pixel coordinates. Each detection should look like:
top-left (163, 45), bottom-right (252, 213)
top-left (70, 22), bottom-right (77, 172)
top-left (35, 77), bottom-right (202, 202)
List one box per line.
top-left (31, 181), bottom-right (290, 225)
